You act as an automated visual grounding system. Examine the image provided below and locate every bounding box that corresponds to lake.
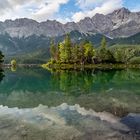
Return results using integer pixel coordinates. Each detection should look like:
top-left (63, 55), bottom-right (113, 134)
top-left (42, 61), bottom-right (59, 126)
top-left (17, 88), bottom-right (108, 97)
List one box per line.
top-left (0, 67), bottom-right (140, 140)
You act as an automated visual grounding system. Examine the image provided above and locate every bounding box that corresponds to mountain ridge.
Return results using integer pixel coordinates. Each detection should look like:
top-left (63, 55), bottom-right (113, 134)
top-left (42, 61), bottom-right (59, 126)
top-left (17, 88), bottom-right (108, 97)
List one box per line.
top-left (0, 7), bottom-right (140, 38)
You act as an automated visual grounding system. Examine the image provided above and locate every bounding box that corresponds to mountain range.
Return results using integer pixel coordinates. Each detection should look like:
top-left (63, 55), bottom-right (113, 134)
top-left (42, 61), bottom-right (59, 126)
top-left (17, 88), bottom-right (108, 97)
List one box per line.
top-left (0, 7), bottom-right (140, 63)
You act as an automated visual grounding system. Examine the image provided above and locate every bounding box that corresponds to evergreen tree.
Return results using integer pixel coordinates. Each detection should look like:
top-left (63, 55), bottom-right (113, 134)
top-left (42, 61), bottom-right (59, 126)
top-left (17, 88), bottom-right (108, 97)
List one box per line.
top-left (55, 45), bottom-right (60, 61)
top-left (71, 45), bottom-right (79, 63)
top-left (97, 37), bottom-right (114, 63)
top-left (101, 37), bottom-right (107, 49)
top-left (84, 42), bottom-right (95, 63)
top-left (78, 44), bottom-right (85, 64)
top-left (59, 42), bottom-right (67, 63)
top-left (64, 34), bottom-right (72, 63)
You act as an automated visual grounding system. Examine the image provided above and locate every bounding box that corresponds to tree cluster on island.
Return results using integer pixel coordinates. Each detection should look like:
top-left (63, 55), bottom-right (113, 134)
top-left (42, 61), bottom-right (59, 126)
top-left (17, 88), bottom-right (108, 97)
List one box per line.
top-left (46, 34), bottom-right (140, 68)
top-left (50, 35), bottom-right (112, 64)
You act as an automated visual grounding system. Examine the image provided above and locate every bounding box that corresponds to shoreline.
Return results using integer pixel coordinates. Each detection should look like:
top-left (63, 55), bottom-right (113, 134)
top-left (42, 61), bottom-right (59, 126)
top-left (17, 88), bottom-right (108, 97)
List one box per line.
top-left (42, 63), bottom-right (140, 70)
top-left (1, 64), bottom-right (40, 68)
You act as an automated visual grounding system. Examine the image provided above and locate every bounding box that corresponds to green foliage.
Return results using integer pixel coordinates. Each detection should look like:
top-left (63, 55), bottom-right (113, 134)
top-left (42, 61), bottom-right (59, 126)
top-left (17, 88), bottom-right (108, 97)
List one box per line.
top-left (78, 43), bottom-right (85, 64)
top-left (96, 37), bottom-right (114, 63)
top-left (110, 45), bottom-right (140, 63)
top-left (84, 42), bottom-right (95, 63)
top-left (129, 57), bottom-right (140, 64)
top-left (71, 45), bottom-right (79, 63)
top-left (64, 34), bottom-right (72, 63)
top-left (59, 42), bottom-right (67, 63)
top-left (47, 36), bottom-right (140, 67)
top-left (50, 39), bottom-right (59, 62)
top-left (11, 59), bottom-right (17, 67)
top-left (113, 48), bottom-right (135, 63)
top-left (113, 48), bottom-right (124, 63)
top-left (101, 37), bottom-right (107, 49)
top-left (58, 34), bottom-right (72, 63)
top-left (97, 48), bottom-right (114, 63)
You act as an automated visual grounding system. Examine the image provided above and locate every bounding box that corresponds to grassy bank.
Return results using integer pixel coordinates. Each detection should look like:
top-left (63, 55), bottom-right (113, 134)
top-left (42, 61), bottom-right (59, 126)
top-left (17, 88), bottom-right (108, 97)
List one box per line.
top-left (42, 63), bottom-right (140, 70)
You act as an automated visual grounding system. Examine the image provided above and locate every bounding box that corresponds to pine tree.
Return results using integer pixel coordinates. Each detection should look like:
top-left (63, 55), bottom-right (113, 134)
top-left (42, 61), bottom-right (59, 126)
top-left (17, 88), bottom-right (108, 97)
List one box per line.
top-left (84, 42), bottom-right (95, 63)
top-left (64, 34), bottom-right (71, 63)
top-left (98, 37), bottom-right (114, 63)
top-left (59, 42), bottom-right (67, 63)
top-left (101, 37), bottom-right (107, 49)
top-left (71, 45), bottom-right (79, 63)
top-left (79, 44), bottom-right (85, 64)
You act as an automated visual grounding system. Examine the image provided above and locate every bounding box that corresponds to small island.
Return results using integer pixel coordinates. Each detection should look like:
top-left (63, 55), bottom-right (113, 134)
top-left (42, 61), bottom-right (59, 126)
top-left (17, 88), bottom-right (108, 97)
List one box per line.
top-left (42, 34), bottom-right (140, 70)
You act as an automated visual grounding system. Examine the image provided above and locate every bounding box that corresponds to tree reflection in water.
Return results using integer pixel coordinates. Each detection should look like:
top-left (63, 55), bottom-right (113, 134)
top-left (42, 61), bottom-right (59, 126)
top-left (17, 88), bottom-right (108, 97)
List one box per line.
top-left (50, 69), bottom-right (116, 95)
top-left (0, 68), bottom-right (4, 83)
top-left (0, 68), bottom-right (140, 117)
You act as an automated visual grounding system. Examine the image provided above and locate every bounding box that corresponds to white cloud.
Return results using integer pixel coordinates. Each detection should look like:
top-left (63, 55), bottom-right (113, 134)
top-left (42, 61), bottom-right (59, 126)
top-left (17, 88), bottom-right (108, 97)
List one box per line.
top-left (76, 0), bottom-right (105, 10)
top-left (31, 0), bottom-right (69, 21)
top-left (0, 0), bottom-right (125, 23)
top-left (73, 0), bottom-right (123, 22)
top-left (0, 0), bottom-right (69, 21)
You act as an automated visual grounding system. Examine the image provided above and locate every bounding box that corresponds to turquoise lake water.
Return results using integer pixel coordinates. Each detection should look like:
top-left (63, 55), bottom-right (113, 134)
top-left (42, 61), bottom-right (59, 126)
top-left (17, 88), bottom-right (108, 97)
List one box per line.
top-left (0, 67), bottom-right (140, 140)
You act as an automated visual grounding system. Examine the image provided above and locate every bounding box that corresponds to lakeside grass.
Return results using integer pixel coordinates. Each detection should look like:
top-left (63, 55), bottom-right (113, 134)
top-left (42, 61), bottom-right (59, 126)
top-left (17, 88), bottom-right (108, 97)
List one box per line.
top-left (42, 63), bottom-right (140, 70)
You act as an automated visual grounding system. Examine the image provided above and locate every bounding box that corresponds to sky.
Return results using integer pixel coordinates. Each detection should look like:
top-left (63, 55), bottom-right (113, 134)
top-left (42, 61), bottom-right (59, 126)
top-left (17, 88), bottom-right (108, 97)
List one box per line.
top-left (0, 0), bottom-right (140, 23)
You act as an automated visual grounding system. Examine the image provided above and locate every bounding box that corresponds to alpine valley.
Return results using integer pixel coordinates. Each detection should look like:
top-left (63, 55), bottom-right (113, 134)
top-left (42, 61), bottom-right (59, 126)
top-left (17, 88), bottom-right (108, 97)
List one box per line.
top-left (1, 7), bottom-right (140, 63)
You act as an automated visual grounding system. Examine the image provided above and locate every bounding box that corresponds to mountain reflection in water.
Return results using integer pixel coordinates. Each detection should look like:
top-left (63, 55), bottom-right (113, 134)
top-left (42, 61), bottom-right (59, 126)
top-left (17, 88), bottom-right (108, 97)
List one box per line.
top-left (0, 103), bottom-right (139, 140)
top-left (0, 68), bottom-right (139, 140)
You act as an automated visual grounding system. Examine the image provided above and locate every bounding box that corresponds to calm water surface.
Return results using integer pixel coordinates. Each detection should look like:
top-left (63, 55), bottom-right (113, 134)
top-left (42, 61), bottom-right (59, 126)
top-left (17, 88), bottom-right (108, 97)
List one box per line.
top-left (0, 67), bottom-right (140, 140)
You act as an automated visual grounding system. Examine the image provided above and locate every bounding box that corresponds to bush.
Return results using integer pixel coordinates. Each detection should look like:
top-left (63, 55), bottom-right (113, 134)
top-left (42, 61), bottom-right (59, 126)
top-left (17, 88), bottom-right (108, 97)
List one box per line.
top-left (129, 57), bottom-right (140, 64)
top-left (11, 60), bottom-right (17, 66)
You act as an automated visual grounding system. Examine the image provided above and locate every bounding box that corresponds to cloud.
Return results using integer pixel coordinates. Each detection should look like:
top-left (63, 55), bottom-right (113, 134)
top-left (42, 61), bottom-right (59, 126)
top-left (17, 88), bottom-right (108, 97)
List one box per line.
top-left (76, 0), bottom-right (105, 10)
top-left (72, 0), bottom-right (123, 22)
top-left (0, 0), bottom-right (69, 21)
top-left (0, 0), bottom-right (126, 23)
top-left (0, 1), bottom-right (11, 14)
top-left (31, 0), bottom-right (69, 21)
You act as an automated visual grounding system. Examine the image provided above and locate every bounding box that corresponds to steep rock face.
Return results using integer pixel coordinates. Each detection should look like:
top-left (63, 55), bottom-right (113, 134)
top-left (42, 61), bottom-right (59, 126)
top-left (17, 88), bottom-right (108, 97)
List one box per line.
top-left (39, 20), bottom-right (65, 37)
top-left (0, 7), bottom-right (140, 38)
top-left (2, 19), bottom-right (39, 38)
top-left (107, 8), bottom-right (140, 37)
top-left (91, 13), bottom-right (113, 34)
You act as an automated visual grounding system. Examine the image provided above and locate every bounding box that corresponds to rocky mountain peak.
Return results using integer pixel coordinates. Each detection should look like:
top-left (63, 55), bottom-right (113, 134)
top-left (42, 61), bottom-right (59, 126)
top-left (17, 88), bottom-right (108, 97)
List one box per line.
top-left (0, 7), bottom-right (140, 38)
top-left (109, 7), bottom-right (131, 22)
top-left (112, 7), bottom-right (131, 15)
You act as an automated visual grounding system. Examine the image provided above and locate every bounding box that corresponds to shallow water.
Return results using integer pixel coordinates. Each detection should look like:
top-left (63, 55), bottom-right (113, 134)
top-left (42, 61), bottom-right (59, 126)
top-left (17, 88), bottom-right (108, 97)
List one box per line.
top-left (0, 68), bottom-right (140, 140)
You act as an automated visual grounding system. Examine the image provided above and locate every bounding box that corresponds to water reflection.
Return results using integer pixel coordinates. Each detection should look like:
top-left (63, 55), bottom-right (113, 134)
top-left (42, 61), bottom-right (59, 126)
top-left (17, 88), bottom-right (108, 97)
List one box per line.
top-left (50, 70), bottom-right (117, 95)
top-left (11, 65), bottom-right (17, 72)
top-left (0, 68), bottom-right (4, 83)
top-left (50, 69), bottom-right (140, 95)
top-left (0, 68), bottom-right (140, 140)
top-left (0, 103), bottom-right (139, 140)
top-left (1, 68), bottom-right (140, 94)
top-left (0, 68), bottom-right (140, 117)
